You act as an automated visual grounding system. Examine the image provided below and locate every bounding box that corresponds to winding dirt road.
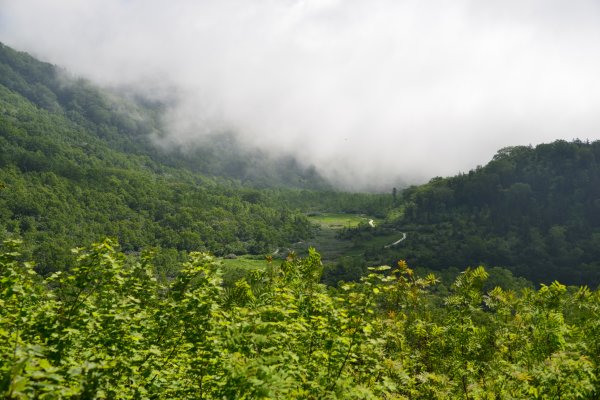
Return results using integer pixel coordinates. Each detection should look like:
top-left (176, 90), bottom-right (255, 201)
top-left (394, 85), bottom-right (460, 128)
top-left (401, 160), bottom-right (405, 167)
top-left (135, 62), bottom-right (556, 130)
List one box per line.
top-left (384, 232), bottom-right (407, 248)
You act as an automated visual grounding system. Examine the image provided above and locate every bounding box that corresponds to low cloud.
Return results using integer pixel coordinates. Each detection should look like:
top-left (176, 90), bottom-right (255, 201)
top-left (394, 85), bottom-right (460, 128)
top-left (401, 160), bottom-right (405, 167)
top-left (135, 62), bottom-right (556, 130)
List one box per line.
top-left (2, 0), bottom-right (600, 189)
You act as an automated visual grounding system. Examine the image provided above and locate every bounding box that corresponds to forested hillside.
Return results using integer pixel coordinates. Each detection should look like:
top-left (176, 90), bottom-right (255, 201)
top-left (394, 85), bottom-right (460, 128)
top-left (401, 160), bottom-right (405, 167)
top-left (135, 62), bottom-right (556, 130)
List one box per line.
top-left (0, 43), bottom-right (323, 274)
top-left (374, 141), bottom-right (600, 286)
top-left (0, 43), bottom-right (329, 189)
top-left (3, 42), bottom-right (600, 288)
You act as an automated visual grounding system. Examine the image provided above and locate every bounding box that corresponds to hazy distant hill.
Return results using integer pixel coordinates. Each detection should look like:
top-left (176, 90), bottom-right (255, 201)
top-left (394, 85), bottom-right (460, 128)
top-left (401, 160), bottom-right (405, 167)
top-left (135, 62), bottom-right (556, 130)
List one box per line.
top-left (0, 42), bottom-right (329, 189)
top-left (386, 140), bottom-right (600, 286)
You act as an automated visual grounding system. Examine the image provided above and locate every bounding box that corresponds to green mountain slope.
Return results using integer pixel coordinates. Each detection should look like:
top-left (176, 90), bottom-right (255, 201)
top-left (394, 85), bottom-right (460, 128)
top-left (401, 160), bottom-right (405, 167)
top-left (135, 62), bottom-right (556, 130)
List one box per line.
top-left (0, 43), bottom-right (317, 274)
top-left (0, 42), bottom-right (329, 189)
top-left (381, 140), bottom-right (600, 286)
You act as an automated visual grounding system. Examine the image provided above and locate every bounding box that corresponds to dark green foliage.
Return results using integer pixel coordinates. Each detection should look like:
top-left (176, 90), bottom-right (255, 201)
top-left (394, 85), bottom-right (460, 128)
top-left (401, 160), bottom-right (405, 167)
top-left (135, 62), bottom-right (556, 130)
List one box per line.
top-left (374, 141), bottom-right (600, 286)
top-left (281, 190), bottom-right (393, 218)
top-left (1, 239), bottom-right (598, 398)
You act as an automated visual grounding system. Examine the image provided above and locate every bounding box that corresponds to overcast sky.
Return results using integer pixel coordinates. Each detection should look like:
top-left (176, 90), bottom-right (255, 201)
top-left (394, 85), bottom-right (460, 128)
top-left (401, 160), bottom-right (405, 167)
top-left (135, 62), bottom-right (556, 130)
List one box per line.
top-left (2, 0), bottom-right (600, 189)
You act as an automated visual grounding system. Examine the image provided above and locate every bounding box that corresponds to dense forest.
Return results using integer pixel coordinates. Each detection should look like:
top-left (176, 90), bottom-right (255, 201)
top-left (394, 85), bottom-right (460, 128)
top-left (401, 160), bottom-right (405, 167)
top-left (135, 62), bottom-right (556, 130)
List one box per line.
top-left (399, 141), bottom-right (600, 286)
top-left (1, 43), bottom-right (600, 397)
top-left (338, 141), bottom-right (600, 287)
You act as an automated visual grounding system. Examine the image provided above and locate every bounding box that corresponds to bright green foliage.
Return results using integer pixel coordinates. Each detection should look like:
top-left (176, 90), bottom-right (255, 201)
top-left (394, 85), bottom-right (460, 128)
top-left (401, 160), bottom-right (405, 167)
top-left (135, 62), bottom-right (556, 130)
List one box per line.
top-left (1, 239), bottom-right (598, 398)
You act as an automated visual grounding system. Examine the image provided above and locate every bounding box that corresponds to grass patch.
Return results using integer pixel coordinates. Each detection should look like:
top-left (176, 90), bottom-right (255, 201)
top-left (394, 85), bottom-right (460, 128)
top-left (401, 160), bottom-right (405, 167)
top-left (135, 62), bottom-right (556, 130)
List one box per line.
top-left (220, 255), bottom-right (269, 271)
top-left (219, 255), bottom-right (269, 286)
top-left (308, 213), bottom-right (377, 229)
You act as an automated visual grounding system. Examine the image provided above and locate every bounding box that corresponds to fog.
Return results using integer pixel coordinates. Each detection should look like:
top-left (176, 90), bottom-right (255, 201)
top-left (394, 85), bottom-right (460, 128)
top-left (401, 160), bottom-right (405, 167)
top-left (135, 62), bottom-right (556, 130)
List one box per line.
top-left (2, 0), bottom-right (600, 189)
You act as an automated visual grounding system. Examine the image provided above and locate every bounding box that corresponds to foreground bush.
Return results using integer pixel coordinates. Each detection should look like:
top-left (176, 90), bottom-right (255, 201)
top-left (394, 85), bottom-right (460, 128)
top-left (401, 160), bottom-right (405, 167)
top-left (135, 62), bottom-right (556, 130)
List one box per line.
top-left (1, 239), bottom-right (598, 398)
